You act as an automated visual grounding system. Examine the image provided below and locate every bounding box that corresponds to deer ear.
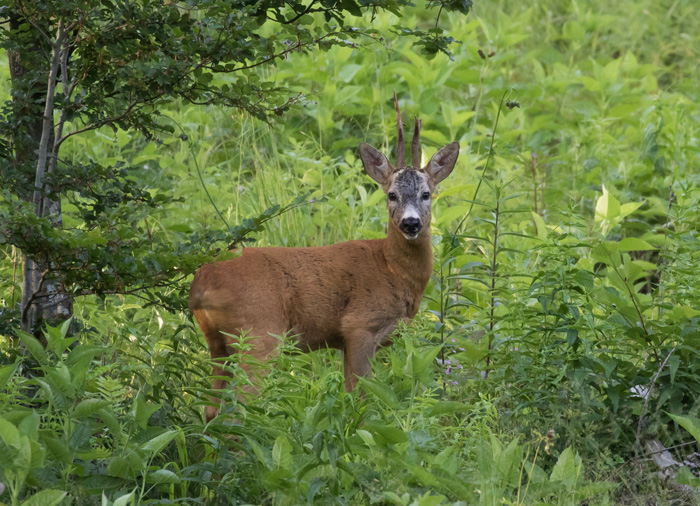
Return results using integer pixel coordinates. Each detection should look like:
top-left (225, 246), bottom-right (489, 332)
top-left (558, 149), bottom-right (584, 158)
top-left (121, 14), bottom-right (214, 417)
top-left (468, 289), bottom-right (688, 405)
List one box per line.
top-left (425, 142), bottom-right (459, 186)
top-left (359, 143), bottom-right (393, 186)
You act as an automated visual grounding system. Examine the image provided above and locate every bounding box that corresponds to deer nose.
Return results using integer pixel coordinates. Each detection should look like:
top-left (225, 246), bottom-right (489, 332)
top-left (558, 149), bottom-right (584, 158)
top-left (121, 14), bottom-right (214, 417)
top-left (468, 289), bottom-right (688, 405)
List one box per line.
top-left (400, 217), bottom-right (422, 235)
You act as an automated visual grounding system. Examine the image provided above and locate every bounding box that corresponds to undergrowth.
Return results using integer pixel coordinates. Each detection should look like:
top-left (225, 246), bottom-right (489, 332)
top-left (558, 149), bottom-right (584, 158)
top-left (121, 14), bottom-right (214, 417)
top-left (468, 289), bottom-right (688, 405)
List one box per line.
top-left (2, 0), bottom-right (700, 504)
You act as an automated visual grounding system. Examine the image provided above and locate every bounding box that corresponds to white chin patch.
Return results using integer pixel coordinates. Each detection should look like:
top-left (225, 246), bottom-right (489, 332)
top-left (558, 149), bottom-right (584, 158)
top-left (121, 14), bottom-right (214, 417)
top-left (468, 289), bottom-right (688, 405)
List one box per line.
top-left (403, 232), bottom-right (419, 240)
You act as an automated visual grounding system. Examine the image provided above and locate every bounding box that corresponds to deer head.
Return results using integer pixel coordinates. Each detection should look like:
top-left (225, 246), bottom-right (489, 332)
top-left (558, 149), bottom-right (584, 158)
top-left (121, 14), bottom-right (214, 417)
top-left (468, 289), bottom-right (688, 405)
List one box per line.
top-left (358, 92), bottom-right (459, 240)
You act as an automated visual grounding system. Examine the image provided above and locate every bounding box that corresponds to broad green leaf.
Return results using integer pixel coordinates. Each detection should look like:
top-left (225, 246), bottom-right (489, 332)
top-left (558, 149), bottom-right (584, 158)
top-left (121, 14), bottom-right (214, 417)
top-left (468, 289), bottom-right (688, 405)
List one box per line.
top-left (364, 423), bottom-right (408, 445)
top-left (246, 437), bottom-right (271, 469)
top-left (17, 330), bottom-right (46, 364)
top-left (99, 409), bottom-right (122, 439)
top-left (356, 429), bottom-right (375, 447)
top-left (46, 363), bottom-right (75, 398)
top-left (148, 469), bottom-right (180, 484)
top-left (435, 205), bottom-right (472, 226)
top-left (142, 429), bottom-right (177, 454)
top-left (618, 238), bottom-right (655, 251)
top-left (0, 363), bottom-right (17, 388)
top-left (358, 378), bottom-right (399, 408)
top-left (112, 490), bottom-right (136, 506)
top-left (17, 410), bottom-right (39, 439)
top-left (550, 447), bottom-right (579, 489)
top-left (19, 490), bottom-right (67, 506)
top-left (531, 211), bottom-right (547, 240)
top-left (619, 201), bottom-right (644, 218)
top-left (594, 185), bottom-right (620, 234)
top-left (133, 394), bottom-right (160, 429)
top-left (0, 417), bottom-right (20, 448)
top-left (411, 344), bottom-right (443, 376)
top-left (72, 399), bottom-right (109, 418)
top-left (668, 413), bottom-right (700, 443)
top-left (272, 434), bottom-right (292, 469)
top-left (42, 435), bottom-right (71, 465)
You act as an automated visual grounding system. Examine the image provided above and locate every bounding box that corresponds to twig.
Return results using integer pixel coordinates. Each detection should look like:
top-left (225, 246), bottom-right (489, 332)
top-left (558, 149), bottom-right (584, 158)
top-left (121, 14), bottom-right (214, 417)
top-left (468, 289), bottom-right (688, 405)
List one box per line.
top-left (163, 115), bottom-right (230, 231)
top-left (433, 4), bottom-right (445, 44)
top-left (11, 247), bottom-right (18, 308)
top-left (266, 0), bottom-right (319, 25)
top-left (484, 197), bottom-right (500, 379)
top-left (606, 250), bottom-right (659, 362)
top-left (55, 92), bottom-right (165, 149)
top-left (529, 153), bottom-right (538, 215)
top-left (230, 31), bottom-right (341, 72)
top-left (453, 88), bottom-right (511, 235)
top-left (634, 347), bottom-right (676, 460)
top-left (652, 183), bottom-right (675, 320)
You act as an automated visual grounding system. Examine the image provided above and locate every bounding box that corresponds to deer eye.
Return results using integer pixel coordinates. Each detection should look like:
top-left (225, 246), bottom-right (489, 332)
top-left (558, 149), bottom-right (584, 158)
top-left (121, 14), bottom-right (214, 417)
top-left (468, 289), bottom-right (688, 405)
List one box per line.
top-left (388, 192), bottom-right (397, 201)
top-left (422, 192), bottom-right (431, 200)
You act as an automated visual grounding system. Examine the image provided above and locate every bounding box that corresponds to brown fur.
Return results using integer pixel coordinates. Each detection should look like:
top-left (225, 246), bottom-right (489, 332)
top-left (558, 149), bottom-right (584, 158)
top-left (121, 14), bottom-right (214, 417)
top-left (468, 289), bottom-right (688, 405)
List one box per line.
top-left (190, 106), bottom-right (459, 422)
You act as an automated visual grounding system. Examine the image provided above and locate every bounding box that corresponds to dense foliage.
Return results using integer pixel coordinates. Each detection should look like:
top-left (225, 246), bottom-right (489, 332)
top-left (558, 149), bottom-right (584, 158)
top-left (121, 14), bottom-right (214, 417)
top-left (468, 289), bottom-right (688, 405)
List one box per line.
top-left (0, 0), bottom-right (470, 332)
top-left (1, 0), bottom-right (700, 504)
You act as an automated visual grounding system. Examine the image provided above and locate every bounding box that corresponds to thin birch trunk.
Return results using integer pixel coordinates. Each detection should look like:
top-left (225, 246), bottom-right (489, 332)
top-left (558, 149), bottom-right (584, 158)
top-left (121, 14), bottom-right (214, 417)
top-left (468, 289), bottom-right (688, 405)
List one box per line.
top-left (21, 21), bottom-right (73, 333)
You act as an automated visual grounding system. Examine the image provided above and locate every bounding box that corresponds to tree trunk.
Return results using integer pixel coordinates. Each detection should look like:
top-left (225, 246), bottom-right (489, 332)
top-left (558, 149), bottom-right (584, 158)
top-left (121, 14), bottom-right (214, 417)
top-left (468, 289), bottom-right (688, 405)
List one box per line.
top-left (10, 17), bottom-right (73, 334)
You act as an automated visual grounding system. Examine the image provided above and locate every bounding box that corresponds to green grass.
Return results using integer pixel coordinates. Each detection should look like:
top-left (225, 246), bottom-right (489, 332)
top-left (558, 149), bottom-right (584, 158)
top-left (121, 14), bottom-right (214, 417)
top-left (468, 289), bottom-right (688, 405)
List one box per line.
top-left (2, 0), bottom-right (700, 504)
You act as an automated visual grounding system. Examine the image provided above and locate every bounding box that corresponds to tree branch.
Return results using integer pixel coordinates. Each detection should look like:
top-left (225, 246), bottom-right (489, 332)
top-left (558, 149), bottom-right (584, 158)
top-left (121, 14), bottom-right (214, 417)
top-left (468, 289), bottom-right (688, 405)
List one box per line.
top-left (266, 0), bottom-right (320, 25)
top-left (55, 91), bottom-right (165, 149)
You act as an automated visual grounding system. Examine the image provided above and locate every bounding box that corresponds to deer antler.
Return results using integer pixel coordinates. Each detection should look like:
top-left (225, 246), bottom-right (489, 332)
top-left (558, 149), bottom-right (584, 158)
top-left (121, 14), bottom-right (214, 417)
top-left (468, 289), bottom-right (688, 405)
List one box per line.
top-left (412, 116), bottom-right (422, 168)
top-left (393, 90), bottom-right (405, 168)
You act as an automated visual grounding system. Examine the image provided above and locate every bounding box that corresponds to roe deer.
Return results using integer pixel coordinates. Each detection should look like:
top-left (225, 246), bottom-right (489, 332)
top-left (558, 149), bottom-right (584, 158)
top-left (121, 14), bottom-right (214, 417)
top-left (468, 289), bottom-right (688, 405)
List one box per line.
top-left (189, 93), bottom-right (459, 421)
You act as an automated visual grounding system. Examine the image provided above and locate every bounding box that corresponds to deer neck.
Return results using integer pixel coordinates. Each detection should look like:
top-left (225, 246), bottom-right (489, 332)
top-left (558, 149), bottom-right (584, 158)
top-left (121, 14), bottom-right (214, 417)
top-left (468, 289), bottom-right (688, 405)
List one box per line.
top-left (383, 221), bottom-right (433, 293)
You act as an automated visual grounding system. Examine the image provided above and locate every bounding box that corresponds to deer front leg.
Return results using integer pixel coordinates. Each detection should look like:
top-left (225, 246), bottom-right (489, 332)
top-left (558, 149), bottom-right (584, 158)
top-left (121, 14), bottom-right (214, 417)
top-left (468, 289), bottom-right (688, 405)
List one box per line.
top-left (343, 337), bottom-right (374, 392)
top-left (342, 324), bottom-right (395, 391)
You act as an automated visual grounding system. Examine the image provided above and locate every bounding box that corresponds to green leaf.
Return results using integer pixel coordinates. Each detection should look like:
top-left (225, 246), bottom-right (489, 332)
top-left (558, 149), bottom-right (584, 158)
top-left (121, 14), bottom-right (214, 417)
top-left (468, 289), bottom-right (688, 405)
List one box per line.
top-left (272, 434), bottom-right (292, 469)
top-left (141, 429), bottom-right (177, 454)
top-left (247, 437), bottom-right (272, 470)
top-left (618, 238), bottom-right (655, 251)
top-left (550, 447), bottom-right (579, 489)
top-left (133, 394), bottom-right (160, 429)
top-left (0, 417), bottom-right (20, 448)
top-left (531, 212), bottom-right (548, 240)
top-left (594, 185), bottom-right (620, 234)
top-left (356, 429), bottom-right (375, 447)
top-left (0, 363), bottom-right (18, 388)
top-left (148, 469), bottom-right (180, 484)
top-left (19, 490), bottom-right (67, 506)
top-left (17, 330), bottom-right (47, 364)
top-left (17, 410), bottom-right (39, 439)
top-left (112, 490), bottom-right (136, 506)
top-left (411, 344), bottom-right (443, 377)
top-left (42, 434), bottom-right (71, 465)
top-left (668, 413), bottom-right (700, 443)
top-left (358, 377), bottom-right (399, 408)
top-left (427, 401), bottom-right (470, 417)
top-left (619, 201), bottom-right (644, 218)
top-left (72, 398), bottom-right (109, 418)
top-left (364, 423), bottom-right (408, 445)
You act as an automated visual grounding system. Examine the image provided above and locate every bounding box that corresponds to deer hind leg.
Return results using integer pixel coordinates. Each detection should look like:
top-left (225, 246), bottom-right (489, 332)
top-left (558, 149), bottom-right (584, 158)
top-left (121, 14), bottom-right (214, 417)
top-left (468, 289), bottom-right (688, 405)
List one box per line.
top-left (192, 308), bottom-right (237, 422)
top-left (194, 308), bottom-right (289, 421)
